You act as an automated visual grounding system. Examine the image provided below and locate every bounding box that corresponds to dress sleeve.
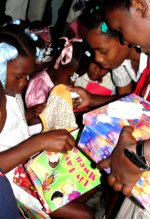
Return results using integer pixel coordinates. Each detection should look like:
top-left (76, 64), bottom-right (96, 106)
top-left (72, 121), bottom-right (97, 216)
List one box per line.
top-left (25, 71), bottom-right (53, 108)
top-left (112, 64), bottom-right (131, 87)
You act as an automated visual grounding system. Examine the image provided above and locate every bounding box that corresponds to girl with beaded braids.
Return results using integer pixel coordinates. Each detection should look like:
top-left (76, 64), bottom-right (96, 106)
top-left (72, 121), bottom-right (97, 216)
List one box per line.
top-left (70, 2), bottom-right (148, 109)
top-left (0, 23), bottom-right (47, 123)
top-left (25, 37), bottom-right (89, 109)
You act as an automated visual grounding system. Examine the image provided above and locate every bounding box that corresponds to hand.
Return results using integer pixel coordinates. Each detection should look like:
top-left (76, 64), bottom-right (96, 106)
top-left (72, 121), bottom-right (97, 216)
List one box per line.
top-left (30, 103), bottom-right (46, 116)
top-left (41, 129), bottom-right (75, 153)
top-left (97, 126), bottom-right (143, 196)
top-left (25, 103), bottom-right (46, 122)
top-left (67, 86), bottom-right (92, 109)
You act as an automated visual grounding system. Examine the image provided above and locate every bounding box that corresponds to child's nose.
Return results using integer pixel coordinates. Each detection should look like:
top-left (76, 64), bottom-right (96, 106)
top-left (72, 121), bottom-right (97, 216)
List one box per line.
top-left (95, 52), bottom-right (104, 66)
top-left (20, 78), bottom-right (28, 89)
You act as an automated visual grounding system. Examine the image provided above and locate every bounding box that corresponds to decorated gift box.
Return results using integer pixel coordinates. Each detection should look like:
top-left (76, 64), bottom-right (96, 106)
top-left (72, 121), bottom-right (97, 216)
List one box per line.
top-left (78, 93), bottom-right (150, 212)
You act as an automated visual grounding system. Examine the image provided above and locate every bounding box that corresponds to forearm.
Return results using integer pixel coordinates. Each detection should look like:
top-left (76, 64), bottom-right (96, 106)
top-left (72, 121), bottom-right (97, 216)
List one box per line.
top-left (122, 138), bottom-right (150, 173)
top-left (89, 94), bottom-right (119, 108)
top-left (27, 116), bottom-right (42, 125)
top-left (0, 134), bottom-right (44, 173)
top-left (142, 140), bottom-right (150, 165)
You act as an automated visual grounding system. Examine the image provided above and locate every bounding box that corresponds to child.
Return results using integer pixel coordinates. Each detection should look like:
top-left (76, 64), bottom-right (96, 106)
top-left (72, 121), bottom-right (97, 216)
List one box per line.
top-left (25, 37), bottom-right (86, 109)
top-left (75, 60), bottom-right (115, 96)
top-left (0, 81), bottom-right (20, 219)
top-left (85, 4), bottom-right (148, 93)
top-left (99, 0), bottom-right (150, 101)
top-left (69, 3), bottom-right (148, 109)
top-left (96, 0), bottom-right (150, 218)
top-left (0, 24), bottom-right (95, 219)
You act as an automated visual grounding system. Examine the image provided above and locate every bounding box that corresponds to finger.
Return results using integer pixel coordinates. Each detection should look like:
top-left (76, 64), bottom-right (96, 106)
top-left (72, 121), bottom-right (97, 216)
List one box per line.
top-left (120, 126), bottom-right (134, 139)
top-left (66, 133), bottom-right (76, 147)
top-left (60, 148), bottom-right (67, 154)
top-left (122, 126), bottom-right (134, 134)
top-left (107, 173), bottom-right (116, 186)
top-left (122, 185), bottom-right (132, 197)
top-left (112, 181), bottom-right (123, 192)
top-left (43, 102), bottom-right (47, 107)
top-left (117, 126), bottom-right (136, 147)
top-left (97, 157), bottom-right (111, 170)
top-left (67, 86), bottom-right (75, 92)
top-left (72, 98), bottom-right (82, 107)
top-left (65, 143), bottom-right (73, 151)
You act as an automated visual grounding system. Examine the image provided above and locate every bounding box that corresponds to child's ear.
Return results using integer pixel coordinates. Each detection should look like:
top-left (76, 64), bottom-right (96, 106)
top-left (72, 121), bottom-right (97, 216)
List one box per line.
top-left (132, 0), bottom-right (148, 17)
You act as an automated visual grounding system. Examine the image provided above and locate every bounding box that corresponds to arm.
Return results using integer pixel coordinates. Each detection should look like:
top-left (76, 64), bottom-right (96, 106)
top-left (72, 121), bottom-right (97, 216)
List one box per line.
top-left (117, 82), bottom-right (132, 96)
top-left (25, 102), bottom-right (46, 124)
top-left (0, 130), bottom-right (75, 174)
top-left (98, 126), bottom-right (150, 196)
top-left (68, 86), bottom-right (120, 108)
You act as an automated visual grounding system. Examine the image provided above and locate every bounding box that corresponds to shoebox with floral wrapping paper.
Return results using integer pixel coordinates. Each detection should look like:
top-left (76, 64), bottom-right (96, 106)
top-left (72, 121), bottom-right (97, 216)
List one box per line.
top-left (78, 93), bottom-right (150, 212)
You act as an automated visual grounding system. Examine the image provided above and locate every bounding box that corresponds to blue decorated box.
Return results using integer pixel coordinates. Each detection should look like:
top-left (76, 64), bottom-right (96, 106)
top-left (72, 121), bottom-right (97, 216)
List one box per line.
top-left (78, 93), bottom-right (150, 163)
top-left (78, 93), bottom-right (150, 212)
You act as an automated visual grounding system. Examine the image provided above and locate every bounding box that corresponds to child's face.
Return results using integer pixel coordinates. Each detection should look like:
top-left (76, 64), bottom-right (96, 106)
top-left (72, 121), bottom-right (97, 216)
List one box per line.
top-left (58, 62), bottom-right (79, 85)
top-left (88, 62), bottom-right (109, 82)
top-left (104, 1), bottom-right (150, 54)
top-left (87, 28), bottom-right (130, 69)
top-left (6, 56), bottom-right (35, 96)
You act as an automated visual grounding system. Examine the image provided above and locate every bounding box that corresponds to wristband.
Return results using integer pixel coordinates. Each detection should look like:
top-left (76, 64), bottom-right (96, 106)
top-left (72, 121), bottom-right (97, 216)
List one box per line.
top-left (124, 141), bottom-right (150, 171)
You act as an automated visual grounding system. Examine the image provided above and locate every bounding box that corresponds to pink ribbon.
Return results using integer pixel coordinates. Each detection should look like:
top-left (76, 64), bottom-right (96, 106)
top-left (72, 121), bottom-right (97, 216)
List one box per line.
top-left (54, 37), bottom-right (82, 69)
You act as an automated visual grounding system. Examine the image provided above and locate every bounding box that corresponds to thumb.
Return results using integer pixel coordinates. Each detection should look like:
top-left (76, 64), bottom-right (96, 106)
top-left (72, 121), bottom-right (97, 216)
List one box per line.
top-left (97, 157), bottom-right (111, 170)
top-left (119, 126), bottom-right (136, 145)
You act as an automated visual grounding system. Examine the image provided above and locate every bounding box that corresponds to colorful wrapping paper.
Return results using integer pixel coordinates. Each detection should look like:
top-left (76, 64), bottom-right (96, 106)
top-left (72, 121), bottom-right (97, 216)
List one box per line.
top-left (25, 130), bottom-right (101, 214)
top-left (78, 93), bottom-right (150, 212)
top-left (13, 165), bottom-right (37, 199)
top-left (17, 200), bottom-right (48, 219)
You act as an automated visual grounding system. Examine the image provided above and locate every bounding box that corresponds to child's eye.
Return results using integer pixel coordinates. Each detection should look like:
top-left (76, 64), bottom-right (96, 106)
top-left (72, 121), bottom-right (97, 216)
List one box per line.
top-left (16, 76), bottom-right (22, 80)
top-left (96, 49), bottom-right (107, 55)
top-left (101, 51), bottom-right (107, 55)
top-left (99, 49), bottom-right (107, 55)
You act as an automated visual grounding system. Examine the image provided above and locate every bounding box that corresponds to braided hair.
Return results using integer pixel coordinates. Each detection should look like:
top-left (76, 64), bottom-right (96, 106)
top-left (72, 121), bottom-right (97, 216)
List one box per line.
top-left (99, 0), bottom-right (131, 12)
top-left (0, 24), bottom-right (44, 58)
top-left (79, 0), bottom-right (118, 39)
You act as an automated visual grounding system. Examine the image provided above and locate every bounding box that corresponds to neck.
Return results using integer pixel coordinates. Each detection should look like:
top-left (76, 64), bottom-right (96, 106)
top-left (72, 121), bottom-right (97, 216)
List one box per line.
top-left (47, 67), bottom-right (57, 85)
top-left (47, 67), bottom-right (71, 86)
top-left (127, 47), bottom-right (141, 74)
top-left (127, 47), bottom-right (140, 62)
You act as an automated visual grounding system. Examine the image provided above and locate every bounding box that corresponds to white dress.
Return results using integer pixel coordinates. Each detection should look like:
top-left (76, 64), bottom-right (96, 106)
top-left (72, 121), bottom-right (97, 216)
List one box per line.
top-left (75, 72), bottom-right (116, 94)
top-left (112, 53), bottom-right (148, 87)
top-left (0, 94), bottom-right (49, 218)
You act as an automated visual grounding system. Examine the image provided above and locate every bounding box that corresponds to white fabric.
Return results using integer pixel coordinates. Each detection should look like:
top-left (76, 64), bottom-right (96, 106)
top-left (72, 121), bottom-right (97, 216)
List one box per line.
top-left (75, 72), bottom-right (116, 94)
top-left (5, 0), bottom-right (47, 21)
top-left (66, 0), bottom-right (83, 23)
top-left (0, 94), bottom-right (29, 147)
top-left (116, 197), bottom-right (150, 219)
top-left (0, 94), bottom-right (49, 218)
top-left (112, 53), bottom-right (148, 87)
top-left (27, 0), bottom-right (47, 22)
top-left (5, 0), bottom-right (28, 20)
